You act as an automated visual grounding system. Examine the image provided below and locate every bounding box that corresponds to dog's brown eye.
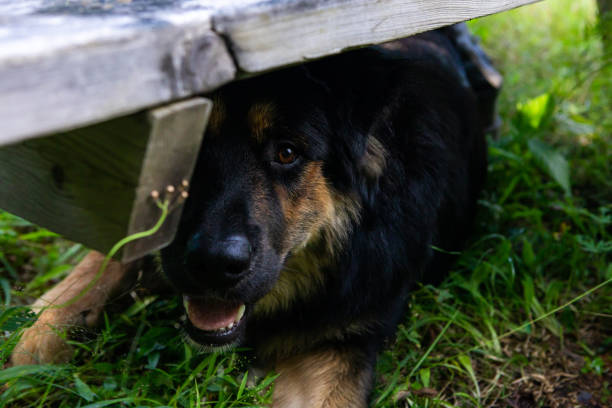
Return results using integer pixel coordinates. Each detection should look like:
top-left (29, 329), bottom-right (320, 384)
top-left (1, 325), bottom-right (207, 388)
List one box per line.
top-left (276, 145), bottom-right (298, 165)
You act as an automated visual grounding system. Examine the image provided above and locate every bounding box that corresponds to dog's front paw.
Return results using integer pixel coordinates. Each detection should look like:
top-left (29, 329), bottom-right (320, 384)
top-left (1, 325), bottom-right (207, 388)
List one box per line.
top-left (9, 250), bottom-right (138, 366)
top-left (10, 310), bottom-right (73, 366)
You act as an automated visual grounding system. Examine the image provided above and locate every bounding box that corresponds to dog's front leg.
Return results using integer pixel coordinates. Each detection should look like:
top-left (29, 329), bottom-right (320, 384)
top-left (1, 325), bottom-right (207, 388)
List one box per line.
top-left (272, 347), bottom-right (374, 408)
top-left (10, 251), bottom-right (138, 366)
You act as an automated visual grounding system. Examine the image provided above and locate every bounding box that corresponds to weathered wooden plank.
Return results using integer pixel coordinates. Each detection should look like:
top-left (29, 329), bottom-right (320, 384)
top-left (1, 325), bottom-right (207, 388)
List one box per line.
top-left (0, 0), bottom-right (540, 146)
top-left (214, 0), bottom-right (540, 72)
top-left (0, 98), bottom-right (211, 261)
top-left (0, 1), bottom-right (234, 146)
top-left (124, 99), bottom-right (211, 261)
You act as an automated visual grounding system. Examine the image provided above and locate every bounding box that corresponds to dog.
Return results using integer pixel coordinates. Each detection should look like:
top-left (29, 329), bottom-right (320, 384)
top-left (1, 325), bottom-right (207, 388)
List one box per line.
top-left (11, 27), bottom-right (494, 407)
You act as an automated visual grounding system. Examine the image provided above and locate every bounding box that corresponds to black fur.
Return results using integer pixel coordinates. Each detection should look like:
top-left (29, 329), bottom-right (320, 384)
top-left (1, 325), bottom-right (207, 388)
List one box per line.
top-left (161, 30), bottom-right (489, 405)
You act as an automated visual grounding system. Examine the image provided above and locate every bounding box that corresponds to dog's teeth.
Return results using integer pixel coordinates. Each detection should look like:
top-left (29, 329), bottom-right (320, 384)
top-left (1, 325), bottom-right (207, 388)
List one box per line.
top-left (182, 297), bottom-right (244, 334)
top-left (183, 296), bottom-right (191, 321)
top-left (236, 304), bottom-right (246, 322)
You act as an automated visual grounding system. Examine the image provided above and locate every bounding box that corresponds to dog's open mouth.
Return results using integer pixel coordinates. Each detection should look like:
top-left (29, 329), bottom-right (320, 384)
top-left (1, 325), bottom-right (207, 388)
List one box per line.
top-left (183, 295), bottom-right (247, 347)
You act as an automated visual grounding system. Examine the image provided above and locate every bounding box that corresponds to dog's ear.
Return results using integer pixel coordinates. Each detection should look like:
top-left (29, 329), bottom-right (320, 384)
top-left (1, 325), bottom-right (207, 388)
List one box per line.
top-left (324, 114), bottom-right (387, 206)
top-left (300, 62), bottom-right (388, 205)
top-left (358, 135), bottom-right (387, 203)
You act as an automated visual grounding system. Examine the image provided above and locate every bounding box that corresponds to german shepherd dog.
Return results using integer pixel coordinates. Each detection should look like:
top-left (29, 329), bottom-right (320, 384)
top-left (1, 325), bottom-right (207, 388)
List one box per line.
top-left (12, 27), bottom-right (494, 407)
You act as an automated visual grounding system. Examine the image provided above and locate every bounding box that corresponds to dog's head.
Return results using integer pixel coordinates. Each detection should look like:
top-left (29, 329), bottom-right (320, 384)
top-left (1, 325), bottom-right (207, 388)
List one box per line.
top-left (160, 64), bottom-right (387, 350)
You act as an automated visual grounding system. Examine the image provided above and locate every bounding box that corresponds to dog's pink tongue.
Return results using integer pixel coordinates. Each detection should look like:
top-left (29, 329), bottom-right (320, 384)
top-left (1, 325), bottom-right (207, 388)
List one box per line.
top-left (184, 297), bottom-right (242, 331)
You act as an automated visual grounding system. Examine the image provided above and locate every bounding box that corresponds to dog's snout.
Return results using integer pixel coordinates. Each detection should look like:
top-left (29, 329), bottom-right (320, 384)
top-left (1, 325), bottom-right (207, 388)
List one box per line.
top-left (217, 234), bottom-right (252, 276)
top-left (185, 232), bottom-right (253, 287)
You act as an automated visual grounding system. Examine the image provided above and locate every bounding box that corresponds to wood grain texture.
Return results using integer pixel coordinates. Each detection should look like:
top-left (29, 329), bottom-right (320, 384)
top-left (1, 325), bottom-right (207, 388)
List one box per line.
top-left (124, 98), bottom-right (211, 261)
top-left (213, 0), bottom-right (540, 72)
top-left (0, 98), bottom-right (210, 261)
top-left (0, 117), bottom-right (147, 253)
top-left (0, 0), bottom-right (539, 145)
top-left (0, 1), bottom-right (234, 145)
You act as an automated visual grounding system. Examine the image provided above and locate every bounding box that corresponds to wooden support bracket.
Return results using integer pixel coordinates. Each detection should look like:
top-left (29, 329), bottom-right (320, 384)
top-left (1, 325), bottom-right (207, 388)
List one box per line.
top-left (0, 97), bottom-right (211, 262)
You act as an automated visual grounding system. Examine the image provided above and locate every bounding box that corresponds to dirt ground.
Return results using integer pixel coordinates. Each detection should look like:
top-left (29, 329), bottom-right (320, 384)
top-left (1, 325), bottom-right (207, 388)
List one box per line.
top-left (502, 318), bottom-right (611, 408)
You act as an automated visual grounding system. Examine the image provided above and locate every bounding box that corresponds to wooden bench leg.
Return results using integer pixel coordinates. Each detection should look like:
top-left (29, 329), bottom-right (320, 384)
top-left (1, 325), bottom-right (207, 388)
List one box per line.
top-left (0, 97), bottom-right (212, 262)
top-left (7, 97), bottom-right (213, 365)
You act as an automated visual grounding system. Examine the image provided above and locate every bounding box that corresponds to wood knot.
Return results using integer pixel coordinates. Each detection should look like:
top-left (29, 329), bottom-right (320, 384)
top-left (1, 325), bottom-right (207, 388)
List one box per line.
top-left (51, 165), bottom-right (65, 190)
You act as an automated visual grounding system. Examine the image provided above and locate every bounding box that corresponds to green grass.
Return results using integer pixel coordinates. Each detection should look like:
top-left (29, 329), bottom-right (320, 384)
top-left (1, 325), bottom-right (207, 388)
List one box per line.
top-left (1, 0), bottom-right (611, 406)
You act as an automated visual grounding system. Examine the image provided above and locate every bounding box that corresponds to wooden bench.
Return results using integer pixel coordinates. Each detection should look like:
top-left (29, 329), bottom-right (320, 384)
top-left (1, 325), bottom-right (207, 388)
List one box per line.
top-left (0, 0), bottom-right (538, 261)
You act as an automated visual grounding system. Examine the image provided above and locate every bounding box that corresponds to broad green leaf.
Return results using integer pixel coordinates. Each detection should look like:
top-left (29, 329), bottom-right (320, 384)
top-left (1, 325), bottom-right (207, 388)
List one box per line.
top-left (457, 354), bottom-right (481, 398)
top-left (575, 235), bottom-right (612, 254)
top-left (528, 138), bottom-right (571, 197)
top-left (146, 352), bottom-right (161, 370)
top-left (0, 306), bottom-right (35, 331)
top-left (517, 93), bottom-right (553, 129)
top-left (557, 112), bottom-right (595, 137)
top-left (522, 238), bottom-right (536, 269)
top-left (74, 375), bottom-right (97, 402)
top-left (18, 229), bottom-right (59, 241)
top-left (457, 354), bottom-right (473, 375)
top-left (419, 368), bottom-right (431, 387)
top-left (0, 278), bottom-right (10, 306)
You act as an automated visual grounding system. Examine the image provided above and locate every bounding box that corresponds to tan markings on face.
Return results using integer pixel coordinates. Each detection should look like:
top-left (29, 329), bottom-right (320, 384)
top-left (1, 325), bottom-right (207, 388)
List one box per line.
top-left (279, 162), bottom-right (336, 254)
top-left (272, 348), bottom-right (371, 408)
top-left (361, 136), bottom-right (387, 180)
top-left (207, 96), bottom-right (226, 137)
top-left (247, 102), bottom-right (276, 143)
top-left (251, 173), bottom-right (272, 221)
top-left (253, 162), bottom-right (361, 317)
top-left (252, 239), bottom-right (328, 318)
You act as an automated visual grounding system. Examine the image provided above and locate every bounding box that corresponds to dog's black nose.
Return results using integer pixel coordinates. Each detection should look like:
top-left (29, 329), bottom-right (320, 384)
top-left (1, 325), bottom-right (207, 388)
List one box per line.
top-left (185, 233), bottom-right (252, 285)
top-left (216, 234), bottom-right (252, 276)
